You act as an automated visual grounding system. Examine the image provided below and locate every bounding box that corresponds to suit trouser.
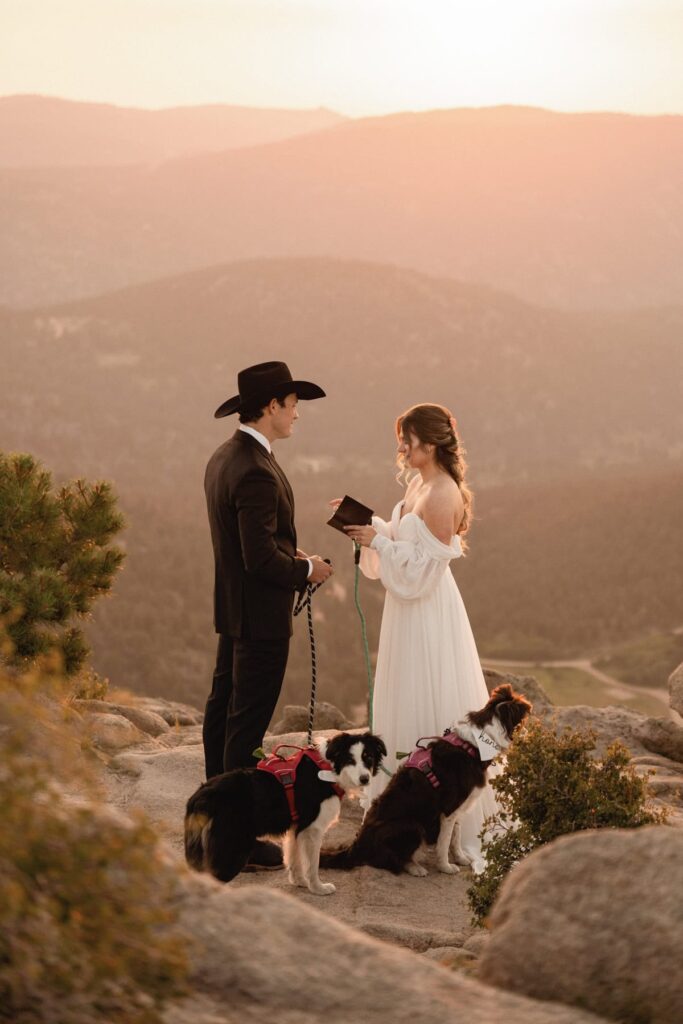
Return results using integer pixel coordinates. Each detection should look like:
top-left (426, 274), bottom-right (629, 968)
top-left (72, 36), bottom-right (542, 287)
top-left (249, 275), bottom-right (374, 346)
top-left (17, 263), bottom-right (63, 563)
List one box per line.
top-left (202, 633), bottom-right (290, 779)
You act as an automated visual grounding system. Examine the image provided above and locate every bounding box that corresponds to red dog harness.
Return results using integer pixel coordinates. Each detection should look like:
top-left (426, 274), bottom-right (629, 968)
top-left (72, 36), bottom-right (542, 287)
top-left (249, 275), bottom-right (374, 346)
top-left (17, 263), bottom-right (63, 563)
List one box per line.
top-left (256, 744), bottom-right (345, 824)
top-left (404, 730), bottom-right (479, 789)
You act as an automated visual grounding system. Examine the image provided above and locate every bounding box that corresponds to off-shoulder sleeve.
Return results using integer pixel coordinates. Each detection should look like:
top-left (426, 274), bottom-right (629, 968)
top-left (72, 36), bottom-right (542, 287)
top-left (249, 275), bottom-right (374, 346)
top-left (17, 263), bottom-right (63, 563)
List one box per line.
top-left (359, 515), bottom-right (393, 580)
top-left (370, 521), bottom-right (462, 599)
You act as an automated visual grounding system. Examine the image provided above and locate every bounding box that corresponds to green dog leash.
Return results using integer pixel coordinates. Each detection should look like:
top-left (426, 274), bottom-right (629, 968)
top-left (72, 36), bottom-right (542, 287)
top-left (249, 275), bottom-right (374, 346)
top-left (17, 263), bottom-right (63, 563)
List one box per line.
top-left (353, 541), bottom-right (394, 777)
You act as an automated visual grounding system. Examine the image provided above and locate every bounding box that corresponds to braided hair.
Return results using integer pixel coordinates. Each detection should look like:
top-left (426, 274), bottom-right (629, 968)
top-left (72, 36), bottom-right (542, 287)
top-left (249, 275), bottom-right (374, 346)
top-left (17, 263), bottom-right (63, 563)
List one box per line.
top-left (395, 403), bottom-right (473, 541)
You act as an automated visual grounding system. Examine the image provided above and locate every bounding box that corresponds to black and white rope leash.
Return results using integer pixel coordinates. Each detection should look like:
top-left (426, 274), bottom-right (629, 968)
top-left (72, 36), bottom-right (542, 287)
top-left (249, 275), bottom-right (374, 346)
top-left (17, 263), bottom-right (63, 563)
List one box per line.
top-left (293, 564), bottom-right (330, 747)
top-left (294, 553), bottom-right (392, 776)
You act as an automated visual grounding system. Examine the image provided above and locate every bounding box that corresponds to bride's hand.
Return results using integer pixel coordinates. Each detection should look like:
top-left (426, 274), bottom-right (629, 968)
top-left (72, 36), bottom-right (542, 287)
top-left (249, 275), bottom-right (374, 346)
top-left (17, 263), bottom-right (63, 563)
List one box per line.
top-left (343, 524), bottom-right (377, 547)
top-left (328, 498), bottom-right (343, 511)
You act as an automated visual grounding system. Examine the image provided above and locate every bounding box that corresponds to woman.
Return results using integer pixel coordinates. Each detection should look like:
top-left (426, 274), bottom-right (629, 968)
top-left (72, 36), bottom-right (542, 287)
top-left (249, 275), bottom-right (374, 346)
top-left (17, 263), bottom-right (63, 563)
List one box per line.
top-left (338, 403), bottom-right (498, 873)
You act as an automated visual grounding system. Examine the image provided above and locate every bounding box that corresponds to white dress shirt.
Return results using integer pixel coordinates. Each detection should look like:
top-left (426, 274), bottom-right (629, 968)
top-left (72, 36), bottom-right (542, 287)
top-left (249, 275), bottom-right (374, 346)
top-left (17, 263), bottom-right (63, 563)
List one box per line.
top-left (239, 423), bottom-right (272, 453)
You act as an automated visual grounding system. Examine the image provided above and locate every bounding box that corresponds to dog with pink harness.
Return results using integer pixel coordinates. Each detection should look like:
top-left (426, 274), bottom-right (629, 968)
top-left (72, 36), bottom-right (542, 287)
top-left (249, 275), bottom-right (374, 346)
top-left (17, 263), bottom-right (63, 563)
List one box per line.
top-left (320, 685), bottom-right (531, 878)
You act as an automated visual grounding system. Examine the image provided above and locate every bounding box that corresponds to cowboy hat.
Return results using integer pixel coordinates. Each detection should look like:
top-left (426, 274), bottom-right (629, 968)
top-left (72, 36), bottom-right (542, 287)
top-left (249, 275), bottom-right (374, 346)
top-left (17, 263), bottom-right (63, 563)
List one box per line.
top-left (214, 361), bottom-right (326, 418)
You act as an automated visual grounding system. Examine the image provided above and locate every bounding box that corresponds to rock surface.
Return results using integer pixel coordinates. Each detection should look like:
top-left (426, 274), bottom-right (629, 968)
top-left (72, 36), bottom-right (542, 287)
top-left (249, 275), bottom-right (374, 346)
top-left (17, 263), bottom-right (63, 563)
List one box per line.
top-left (134, 696), bottom-right (204, 726)
top-left (478, 826), bottom-right (683, 1024)
top-left (113, 703), bottom-right (170, 736)
top-left (269, 701), bottom-right (356, 734)
top-left (87, 711), bottom-right (145, 751)
top-left (73, 698), bottom-right (170, 737)
top-left (630, 754), bottom-right (683, 819)
top-left (74, 679), bottom-right (683, 1023)
top-left (538, 703), bottom-right (651, 756)
top-left (107, 743), bottom-right (208, 839)
top-left (634, 716), bottom-right (683, 763)
top-left (669, 661), bottom-right (683, 716)
top-left (169, 878), bottom-right (606, 1024)
top-left (462, 931), bottom-right (491, 956)
top-left (483, 668), bottom-right (553, 712)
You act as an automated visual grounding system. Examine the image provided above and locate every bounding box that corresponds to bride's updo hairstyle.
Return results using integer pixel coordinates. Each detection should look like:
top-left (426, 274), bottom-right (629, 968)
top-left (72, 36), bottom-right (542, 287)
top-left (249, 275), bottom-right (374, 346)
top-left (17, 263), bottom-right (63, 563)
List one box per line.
top-left (396, 403), bottom-right (473, 538)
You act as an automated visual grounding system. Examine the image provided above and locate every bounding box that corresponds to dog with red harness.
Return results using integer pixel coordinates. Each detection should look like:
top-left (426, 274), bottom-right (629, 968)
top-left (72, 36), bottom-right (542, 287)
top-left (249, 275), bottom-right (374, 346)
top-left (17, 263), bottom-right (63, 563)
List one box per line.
top-left (184, 731), bottom-right (386, 895)
top-left (320, 685), bottom-right (531, 878)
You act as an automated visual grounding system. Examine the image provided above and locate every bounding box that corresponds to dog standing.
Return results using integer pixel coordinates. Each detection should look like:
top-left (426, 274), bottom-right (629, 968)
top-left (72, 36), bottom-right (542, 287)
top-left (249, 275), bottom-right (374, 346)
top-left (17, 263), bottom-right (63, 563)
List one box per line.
top-left (320, 685), bottom-right (531, 877)
top-left (185, 731), bottom-right (386, 895)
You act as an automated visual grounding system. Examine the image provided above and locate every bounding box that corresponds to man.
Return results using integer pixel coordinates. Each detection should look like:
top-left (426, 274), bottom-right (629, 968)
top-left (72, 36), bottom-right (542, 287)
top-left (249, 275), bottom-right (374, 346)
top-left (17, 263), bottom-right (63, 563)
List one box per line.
top-left (203, 361), bottom-right (333, 868)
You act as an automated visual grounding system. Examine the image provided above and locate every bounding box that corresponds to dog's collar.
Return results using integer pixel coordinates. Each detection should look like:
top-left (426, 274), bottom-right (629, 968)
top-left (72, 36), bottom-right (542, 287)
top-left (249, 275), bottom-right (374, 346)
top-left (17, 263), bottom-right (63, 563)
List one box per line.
top-left (441, 729), bottom-right (479, 760)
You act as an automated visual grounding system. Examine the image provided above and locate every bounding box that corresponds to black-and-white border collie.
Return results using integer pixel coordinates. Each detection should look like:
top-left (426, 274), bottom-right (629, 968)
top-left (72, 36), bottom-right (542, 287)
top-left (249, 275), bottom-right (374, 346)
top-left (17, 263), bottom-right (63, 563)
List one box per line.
top-left (184, 732), bottom-right (386, 895)
top-left (320, 685), bottom-right (531, 878)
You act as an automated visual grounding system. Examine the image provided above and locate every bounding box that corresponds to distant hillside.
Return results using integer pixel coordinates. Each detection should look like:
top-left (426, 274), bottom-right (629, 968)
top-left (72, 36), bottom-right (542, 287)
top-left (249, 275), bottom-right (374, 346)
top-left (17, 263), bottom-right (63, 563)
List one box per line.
top-left (0, 94), bottom-right (344, 167)
top-left (2, 258), bottom-right (680, 487)
top-left (1, 257), bottom-right (681, 707)
top-left (456, 471), bottom-right (683, 661)
top-left (2, 105), bottom-right (682, 308)
top-left (594, 632), bottom-right (683, 689)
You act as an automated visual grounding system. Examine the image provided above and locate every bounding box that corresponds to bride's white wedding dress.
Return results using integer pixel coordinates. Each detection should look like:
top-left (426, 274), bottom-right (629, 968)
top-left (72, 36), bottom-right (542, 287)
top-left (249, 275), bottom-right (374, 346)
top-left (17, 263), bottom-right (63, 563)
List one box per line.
top-left (360, 500), bottom-right (499, 871)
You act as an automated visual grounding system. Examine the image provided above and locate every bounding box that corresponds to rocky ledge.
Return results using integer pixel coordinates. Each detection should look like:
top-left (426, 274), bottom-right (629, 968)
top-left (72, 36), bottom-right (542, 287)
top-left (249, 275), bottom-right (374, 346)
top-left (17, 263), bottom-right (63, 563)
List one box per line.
top-left (66, 664), bottom-right (683, 1023)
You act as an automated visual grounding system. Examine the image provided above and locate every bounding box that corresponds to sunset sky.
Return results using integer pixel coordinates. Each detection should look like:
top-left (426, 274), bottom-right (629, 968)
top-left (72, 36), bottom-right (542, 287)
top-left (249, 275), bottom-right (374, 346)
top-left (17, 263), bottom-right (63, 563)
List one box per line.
top-left (3, 0), bottom-right (682, 115)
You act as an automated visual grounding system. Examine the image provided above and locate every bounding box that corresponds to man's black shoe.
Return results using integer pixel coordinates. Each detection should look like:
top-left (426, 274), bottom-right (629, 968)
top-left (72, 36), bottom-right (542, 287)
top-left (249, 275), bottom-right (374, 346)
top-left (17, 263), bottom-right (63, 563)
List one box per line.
top-left (243, 839), bottom-right (284, 872)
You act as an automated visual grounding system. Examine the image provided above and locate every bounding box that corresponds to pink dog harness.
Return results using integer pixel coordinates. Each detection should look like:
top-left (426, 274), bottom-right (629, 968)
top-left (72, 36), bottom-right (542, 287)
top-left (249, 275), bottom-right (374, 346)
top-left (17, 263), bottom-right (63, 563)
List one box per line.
top-left (404, 731), bottom-right (479, 789)
top-left (256, 744), bottom-right (344, 824)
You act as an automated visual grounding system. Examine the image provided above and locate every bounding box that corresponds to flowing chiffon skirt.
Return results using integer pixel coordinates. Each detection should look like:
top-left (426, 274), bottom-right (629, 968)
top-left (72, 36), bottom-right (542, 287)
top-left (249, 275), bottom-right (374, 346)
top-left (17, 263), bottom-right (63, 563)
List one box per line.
top-left (361, 504), bottom-right (500, 870)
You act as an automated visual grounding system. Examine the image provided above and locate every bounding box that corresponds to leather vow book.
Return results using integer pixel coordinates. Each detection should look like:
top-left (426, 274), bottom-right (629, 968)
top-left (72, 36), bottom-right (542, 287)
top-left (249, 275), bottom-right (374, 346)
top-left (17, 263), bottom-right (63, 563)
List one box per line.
top-left (327, 495), bottom-right (374, 534)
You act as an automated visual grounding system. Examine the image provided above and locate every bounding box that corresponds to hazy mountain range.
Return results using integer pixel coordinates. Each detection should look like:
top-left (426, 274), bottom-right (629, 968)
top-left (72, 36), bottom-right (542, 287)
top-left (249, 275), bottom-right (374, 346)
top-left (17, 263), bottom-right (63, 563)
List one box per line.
top-left (4, 257), bottom-right (682, 487)
top-left (2, 257), bottom-right (681, 705)
top-left (0, 94), bottom-right (344, 166)
top-left (3, 104), bottom-right (682, 309)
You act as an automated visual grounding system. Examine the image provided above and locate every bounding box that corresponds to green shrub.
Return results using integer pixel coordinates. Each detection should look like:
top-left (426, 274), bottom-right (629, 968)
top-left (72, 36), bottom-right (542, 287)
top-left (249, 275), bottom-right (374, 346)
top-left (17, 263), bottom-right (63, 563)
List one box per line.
top-left (468, 717), bottom-right (666, 925)
top-left (0, 651), bottom-right (187, 1023)
top-left (0, 451), bottom-right (125, 676)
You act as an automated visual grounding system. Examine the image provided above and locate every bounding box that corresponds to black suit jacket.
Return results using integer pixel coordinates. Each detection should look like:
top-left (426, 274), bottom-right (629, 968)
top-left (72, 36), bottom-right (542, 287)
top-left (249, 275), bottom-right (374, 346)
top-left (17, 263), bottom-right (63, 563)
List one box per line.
top-left (205, 429), bottom-right (310, 639)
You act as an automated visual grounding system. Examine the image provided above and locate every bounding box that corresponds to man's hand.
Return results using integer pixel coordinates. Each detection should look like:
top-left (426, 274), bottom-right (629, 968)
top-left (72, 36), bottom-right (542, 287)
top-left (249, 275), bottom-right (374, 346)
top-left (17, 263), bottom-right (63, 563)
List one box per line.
top-left (309, 555), bottom-right (333, 584)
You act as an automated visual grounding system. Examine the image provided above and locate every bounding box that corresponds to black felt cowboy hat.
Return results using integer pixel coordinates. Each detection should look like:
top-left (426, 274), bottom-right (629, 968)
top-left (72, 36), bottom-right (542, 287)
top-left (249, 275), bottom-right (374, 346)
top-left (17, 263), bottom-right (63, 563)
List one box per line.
top-left (214, 361), bottom-right (326, 418)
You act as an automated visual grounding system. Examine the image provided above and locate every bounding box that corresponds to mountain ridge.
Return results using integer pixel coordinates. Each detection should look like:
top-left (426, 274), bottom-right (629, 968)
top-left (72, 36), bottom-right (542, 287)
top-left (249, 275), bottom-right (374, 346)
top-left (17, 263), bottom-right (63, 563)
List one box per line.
top-left (3, 255), bottom-right (681, 489)
top-left (0, 93), bottom-right (346, 168)
top-left (3, 106), bottom-right (682, 309)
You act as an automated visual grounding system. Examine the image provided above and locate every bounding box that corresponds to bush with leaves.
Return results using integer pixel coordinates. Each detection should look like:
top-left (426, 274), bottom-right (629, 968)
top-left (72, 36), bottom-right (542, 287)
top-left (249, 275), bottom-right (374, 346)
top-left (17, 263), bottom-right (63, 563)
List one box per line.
top-left (0, 633), bottom-right (187, 1023)
top-left (0, 451), bottom-right (125, 676)
top-left (468, 717), bottom-right (666, 924)
top-left (70, 665), bottom-right (110, 701)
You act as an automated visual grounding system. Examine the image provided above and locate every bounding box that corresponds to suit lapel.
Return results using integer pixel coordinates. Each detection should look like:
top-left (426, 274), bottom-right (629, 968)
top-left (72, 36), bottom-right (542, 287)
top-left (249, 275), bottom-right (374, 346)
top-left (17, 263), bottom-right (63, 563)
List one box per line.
top-left (233, 429), bottom-right (296, 521)
top-left (267, 451), bottom-right (295, 512)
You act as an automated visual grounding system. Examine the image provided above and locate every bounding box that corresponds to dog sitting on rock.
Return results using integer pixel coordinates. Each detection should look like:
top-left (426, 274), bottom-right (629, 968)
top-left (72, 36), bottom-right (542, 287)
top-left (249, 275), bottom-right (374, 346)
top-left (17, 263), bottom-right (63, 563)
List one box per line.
top-left (185, 731), bottom-right (386, 895)
top-left (320, 685), bottom-right (531, 878)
